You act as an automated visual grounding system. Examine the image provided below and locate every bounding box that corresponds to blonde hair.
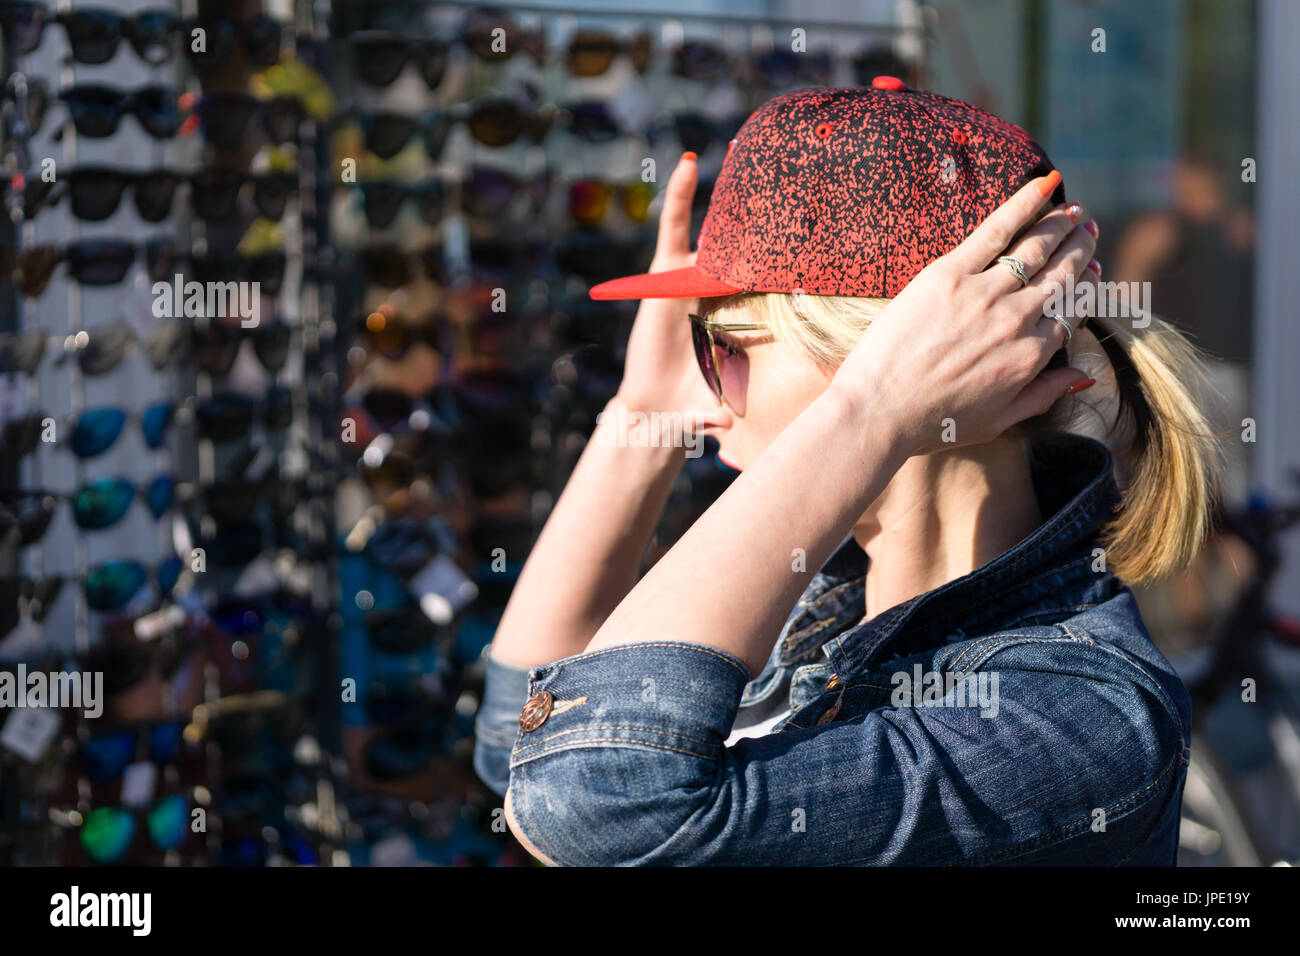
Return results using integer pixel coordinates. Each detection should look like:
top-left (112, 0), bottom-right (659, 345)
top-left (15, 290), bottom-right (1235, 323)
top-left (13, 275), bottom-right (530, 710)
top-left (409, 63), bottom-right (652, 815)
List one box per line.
top-left (698, 290), bottom-right (1228, 586)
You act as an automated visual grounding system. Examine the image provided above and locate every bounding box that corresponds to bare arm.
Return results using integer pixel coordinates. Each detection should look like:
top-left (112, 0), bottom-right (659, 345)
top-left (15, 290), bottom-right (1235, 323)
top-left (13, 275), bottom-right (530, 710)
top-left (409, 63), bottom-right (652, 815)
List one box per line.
top-left (489, 154), bottom-right (726, 668)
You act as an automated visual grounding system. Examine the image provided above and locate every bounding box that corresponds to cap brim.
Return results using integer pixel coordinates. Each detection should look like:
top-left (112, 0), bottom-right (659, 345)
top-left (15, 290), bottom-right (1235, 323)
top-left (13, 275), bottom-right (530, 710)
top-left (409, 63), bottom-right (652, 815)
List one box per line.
top-left (588, 264), bottom-right (742, 300)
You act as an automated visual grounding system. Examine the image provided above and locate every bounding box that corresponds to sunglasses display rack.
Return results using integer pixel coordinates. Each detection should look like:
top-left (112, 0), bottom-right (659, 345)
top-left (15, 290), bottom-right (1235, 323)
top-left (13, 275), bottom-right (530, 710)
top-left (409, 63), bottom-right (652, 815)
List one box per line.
top-left (1, 1), bottom-right (921, 867)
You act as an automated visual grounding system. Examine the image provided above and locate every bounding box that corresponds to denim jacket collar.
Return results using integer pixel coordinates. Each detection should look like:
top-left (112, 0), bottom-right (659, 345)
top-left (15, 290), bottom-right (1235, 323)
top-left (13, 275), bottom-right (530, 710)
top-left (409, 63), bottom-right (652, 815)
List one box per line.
top-left (775, 433), bottom-right (1122, 684)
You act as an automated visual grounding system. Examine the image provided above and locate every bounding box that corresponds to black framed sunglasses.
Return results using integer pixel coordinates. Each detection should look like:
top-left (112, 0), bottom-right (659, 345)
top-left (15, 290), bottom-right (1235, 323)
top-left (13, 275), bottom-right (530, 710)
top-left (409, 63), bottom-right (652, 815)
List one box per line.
top-left (183, 14), bottom-right (283, 73)
top-left (197, 91), bottom-right (304, 148)
top-left (59, 84), bottom-right (184, 139)
top-left (347, 31), bottom-right (450, 89)
top-left (64, 166), bottom-right (182, 222)
top-left (55, 8), bottom-right (180, 65)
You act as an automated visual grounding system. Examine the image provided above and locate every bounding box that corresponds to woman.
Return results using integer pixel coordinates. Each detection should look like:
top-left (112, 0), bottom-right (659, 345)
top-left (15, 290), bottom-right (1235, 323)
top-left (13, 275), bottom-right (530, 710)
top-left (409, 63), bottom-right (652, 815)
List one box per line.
top-left (473, 84), bottom-right (1224, 865)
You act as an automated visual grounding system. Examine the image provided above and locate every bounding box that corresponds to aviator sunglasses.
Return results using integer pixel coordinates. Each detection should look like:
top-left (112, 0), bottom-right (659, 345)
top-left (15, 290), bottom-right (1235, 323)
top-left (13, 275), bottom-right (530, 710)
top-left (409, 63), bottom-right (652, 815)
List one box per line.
top-left (689, 312), bottom-right (783, 411)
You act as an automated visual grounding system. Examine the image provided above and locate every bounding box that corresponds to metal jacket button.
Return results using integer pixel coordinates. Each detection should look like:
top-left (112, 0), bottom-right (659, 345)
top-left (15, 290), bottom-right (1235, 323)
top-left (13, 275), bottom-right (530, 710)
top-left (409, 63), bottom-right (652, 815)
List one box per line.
top-left (519, 691), bottom-right (554, 732)
top-left (826, 674), bottom-right (842, 690)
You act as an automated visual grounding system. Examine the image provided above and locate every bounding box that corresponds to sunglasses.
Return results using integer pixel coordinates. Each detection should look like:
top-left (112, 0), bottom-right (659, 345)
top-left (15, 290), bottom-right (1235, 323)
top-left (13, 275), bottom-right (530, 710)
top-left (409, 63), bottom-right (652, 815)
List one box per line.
top-left (459, 7), bottom-right (545, 64)
top-left (55, 8), bottom-right (180, 66)
top-left (356, 242), bottom-right (448, 289)
top-left (57, 320), bottom-right (186, 375)
top-left (671, 41), bottom-right (731, 81)
top-left (1, 475), bottom-right (175, 539)
top-left (689, 313), bottom-right (768, 409)
top-left (351, 310), bottom-right (446, 360)
top-left (558, 100), bottom-right (630, 143)
top-left (192, 321), bottom-right (292, 376)
top-left (81, 719), bottom-right (187, 782)
top-left (194, 387), bottom-right (294, 443)
top-left (348, 31), bottom-right (449, 89)
top-left (669, 111), bottom-right (748, 155)
top-left (9, 237), bottom-right (176, 297)
top-left (78, 794), bottom-right (191, 863)
top-left (200, 477), bottom-right (306, 526)
top-left (566, 27), bottom-right (653, 77)
top-left (0, 329), bottom-right (47, 374)
top-left (183, 14), bottom-right (283, 73)
top-left (63, 165), bottom-right (181, 222)
top-left (357, 97), bottom-right (552, 160)
top-left (750, 48), bottom-right (834, 89)
top-left (0, 402), bottom-right (175, 461)
top-left (197, 91), bottom-right (304, 149)
top-left (0, 1), bottom-right (45, 53)
top-left (354, 179), bottom-right (448, 230)
top-left (189, 167), bottom-right (297, 222)
top-left (185, 248), bottom-right (286, 297)
top-left (568, 179), bottom-right (654, 226)
top-left (59, 84), bottom-right (184, 139)
top-left (461, 165), bottom-right (550, 220)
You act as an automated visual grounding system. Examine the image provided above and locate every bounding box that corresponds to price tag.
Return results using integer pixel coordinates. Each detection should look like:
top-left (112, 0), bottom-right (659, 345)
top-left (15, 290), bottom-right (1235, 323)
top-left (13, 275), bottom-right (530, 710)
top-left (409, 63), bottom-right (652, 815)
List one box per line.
top-left (0, 707), bottom-right (61, 761)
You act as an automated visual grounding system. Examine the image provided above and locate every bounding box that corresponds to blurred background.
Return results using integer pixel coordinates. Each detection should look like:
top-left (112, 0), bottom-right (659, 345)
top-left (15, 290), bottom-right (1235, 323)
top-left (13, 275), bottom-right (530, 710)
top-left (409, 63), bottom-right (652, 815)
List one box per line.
top-left (0, 0), bottom-right (1296, 867)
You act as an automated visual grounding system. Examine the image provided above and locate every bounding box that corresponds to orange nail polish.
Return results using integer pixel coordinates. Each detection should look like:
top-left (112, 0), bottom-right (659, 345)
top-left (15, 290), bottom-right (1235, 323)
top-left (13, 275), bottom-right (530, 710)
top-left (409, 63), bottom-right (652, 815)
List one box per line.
top-left (1038, 170), bottom-right (1062, 197)
top-left (1066, 378), bottom-right (1096, 395)
top-left (681, 151), bottom-right (698, 162)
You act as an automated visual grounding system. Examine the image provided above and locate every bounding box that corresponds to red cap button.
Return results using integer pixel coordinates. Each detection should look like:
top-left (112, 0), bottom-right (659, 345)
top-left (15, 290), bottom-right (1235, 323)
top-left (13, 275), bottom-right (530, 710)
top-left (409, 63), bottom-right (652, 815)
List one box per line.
top-left (872, 75), bottom-right (905, 91)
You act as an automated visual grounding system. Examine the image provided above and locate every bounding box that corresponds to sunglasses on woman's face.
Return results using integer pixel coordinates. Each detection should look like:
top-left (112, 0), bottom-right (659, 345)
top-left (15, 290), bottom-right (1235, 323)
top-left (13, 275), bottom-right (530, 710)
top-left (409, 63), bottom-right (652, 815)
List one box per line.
top-left (59, 84), bottom-right (184, 139)
top-left (689, 313), bottom-right (767, 410)
top-left (56, 8), bottom-right (180, 66)
top-left (348, 31), bottom-right (449, 89)
top-left (197, 91), bottom-right (303, 148)
top-left (183, 14), bottom-right (283, 73)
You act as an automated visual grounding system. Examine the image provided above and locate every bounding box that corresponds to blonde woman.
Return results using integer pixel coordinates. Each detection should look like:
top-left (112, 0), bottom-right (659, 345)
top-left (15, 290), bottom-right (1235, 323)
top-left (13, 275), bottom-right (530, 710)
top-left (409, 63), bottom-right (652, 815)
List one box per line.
top-left (474, 84), bottom-right (1224, 865)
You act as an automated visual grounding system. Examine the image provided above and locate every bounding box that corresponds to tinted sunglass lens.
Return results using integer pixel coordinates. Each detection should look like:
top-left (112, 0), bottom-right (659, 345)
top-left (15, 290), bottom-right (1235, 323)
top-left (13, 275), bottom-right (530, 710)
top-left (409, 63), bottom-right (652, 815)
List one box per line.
top-left (352, 33), bottom-right (409, 87)
top-left (359, 182), bottom-right (403, 229)
top-left (147, 794), bottom-right (188, 850)
top-left (191, 168), bottom-right (243, 220)
top-left (73, 477), bottom-right (136, 530)
top-left (264, 97), bottom-right (303, 143)
top-left (145, 474), bottom-right (175, 518)
top-left (251, 173), bottom-right (294, 220)
top-left (141, 401), bottom-right (174, 449)
top-left (72, 408), bottom-right (128, 458)
top-left (569, 181), bottom-right (611, 226)
top-left (15, 495), bottom-right (57, 545)
top-left (144, 238), bottom-right (176, 282)
top-left (82, 732), bottom-right (134, 781)
top-left (132, 85), bottom-right (181, 138)
top-left (567, 101), bottom-right (620, 142)
top-left (364, 113), bottom-right (416, 160)
top-left (128, 11), bottom-right (177, 64)
top-left (7, 2), bottom-right (46, 54)
top-left (76, 322), bottom-right (134, 375)
top-left (414, 181), bottom-right (447, 224)
top-left (362, 389), bottom-right (413, 431)
top-left (156, 556), bottom-right (181, 595)
top-left (265, 385), bottom-right (293, 430)
top-left (466, 100), bottom-right (527, 147)
top-left (247, 254), bottom-right (285, 296)
top-left (86, 560), bottom-right (148, 611)
top-left (245, 15), bottom-right (282, 67)
top-left (417, 41), bottom-right (449, 89)
top-left (567, 32), bottom-right (619, 77)
top-left (81, 807), bottom-right (135, 863)
top-left (67, 168), bottom-right (129, 221)
top-left (463, 167), bottom-right (517, 218)
top-left (252, 324), bottom-right (290, 372)
top-left (62, 10), bottom-right (122, 65)
top-left (690, 318), bottom-right (721, 398)
top-left (421, 113), bottom-right (454, 159)
top-left (66, 241), bottom-right (133, 285)
top-left (17, 246), bottom-right (61, 297)
top-left (134, 173), bottom-right (180, 222)
top-left (63, 87), bottom-right (123, 138)
top-left (185, 17), bottom-right (235, 71)
top-left (196, 394), bottom-right (254, 442)
top-left (199, 93), bottom-right (254, 148)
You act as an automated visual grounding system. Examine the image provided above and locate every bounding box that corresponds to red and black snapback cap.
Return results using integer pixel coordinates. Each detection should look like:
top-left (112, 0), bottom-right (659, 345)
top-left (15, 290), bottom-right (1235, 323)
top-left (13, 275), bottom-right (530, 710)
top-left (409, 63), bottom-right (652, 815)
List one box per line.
top-left (589, 77), bottom-right (1064, 301)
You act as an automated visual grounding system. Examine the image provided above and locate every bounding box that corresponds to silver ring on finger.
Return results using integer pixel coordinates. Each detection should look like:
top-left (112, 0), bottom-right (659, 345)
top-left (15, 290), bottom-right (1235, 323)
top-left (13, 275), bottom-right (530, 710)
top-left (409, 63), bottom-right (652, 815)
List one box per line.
top-left (996, 255), bottom-right (1030, 287)
top-left (1050, 313), bottom-right (1073, 344)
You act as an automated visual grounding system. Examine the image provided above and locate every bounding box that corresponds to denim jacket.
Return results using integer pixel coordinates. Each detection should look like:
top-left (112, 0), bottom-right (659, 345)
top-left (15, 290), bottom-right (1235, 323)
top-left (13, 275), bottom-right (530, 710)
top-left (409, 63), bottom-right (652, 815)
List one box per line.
top-left (473, 433), bottom-right (1192, 865)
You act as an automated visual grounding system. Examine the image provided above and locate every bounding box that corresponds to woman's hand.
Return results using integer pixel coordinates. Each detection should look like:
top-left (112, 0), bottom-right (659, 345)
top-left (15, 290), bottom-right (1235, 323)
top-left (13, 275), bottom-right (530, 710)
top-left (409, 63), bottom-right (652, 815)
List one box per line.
top-left (830, 173), bottom-right (1097, 459)
top-left (616, 153), bottom-right (729, 425)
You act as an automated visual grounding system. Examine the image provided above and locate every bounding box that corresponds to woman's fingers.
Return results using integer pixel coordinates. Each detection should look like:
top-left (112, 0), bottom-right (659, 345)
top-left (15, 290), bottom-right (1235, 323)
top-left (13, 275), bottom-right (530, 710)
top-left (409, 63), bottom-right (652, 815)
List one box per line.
top-left (996, 365), bottom-right (1094, 433)
top-left (1021, 222), bottom-right (1098, 353)
top-left (652, 152), bottom-right (699, 267)
top-left (947, 170), bottom-right (1062, 274)
top-left (983, 200), bottom-right (1087, 294)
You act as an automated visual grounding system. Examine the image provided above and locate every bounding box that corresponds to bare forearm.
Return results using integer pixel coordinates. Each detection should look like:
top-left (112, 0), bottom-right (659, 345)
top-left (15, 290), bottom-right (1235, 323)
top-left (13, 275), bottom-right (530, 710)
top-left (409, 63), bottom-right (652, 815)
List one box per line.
top-left (490, 395), bottom-right (685, 668)
top-left (584, 386), bottom-right (908, 677)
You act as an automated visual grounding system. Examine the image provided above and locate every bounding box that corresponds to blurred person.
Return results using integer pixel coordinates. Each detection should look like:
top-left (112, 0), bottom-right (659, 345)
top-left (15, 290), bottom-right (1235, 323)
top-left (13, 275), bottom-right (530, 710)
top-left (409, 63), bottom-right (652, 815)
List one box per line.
top-left (474, 84), bottom-right (1225, 865)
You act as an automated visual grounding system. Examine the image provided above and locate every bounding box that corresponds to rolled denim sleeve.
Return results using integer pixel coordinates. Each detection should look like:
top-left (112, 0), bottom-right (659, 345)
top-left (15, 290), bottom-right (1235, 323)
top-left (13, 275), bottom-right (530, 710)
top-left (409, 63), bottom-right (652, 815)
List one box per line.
top-left (472, 649), bottom-right (534, 798)
top-left (504, 639), bottom-right (1188, 866)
